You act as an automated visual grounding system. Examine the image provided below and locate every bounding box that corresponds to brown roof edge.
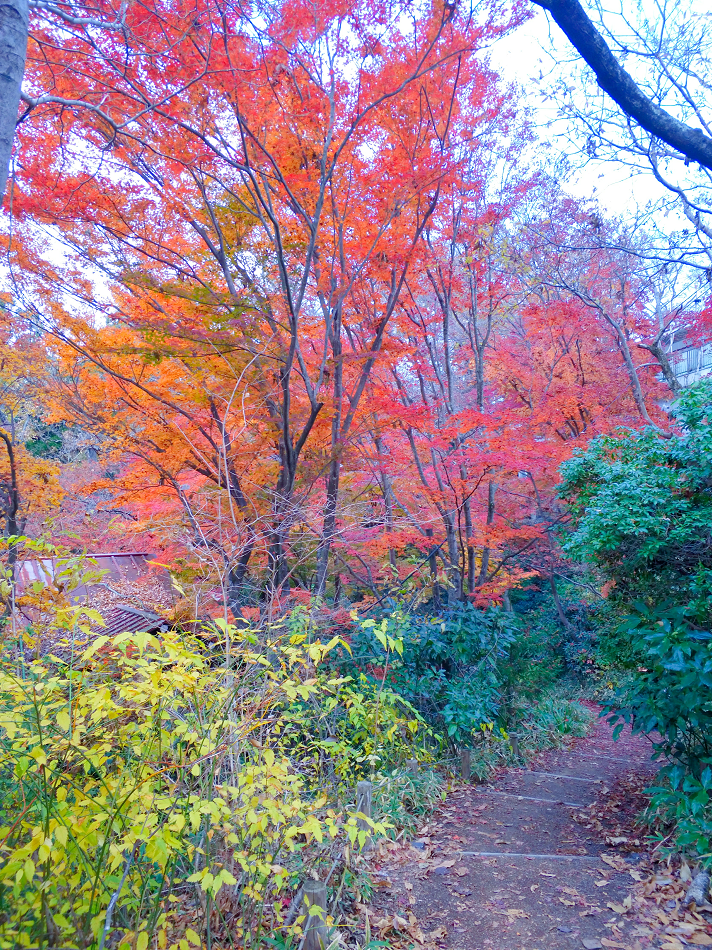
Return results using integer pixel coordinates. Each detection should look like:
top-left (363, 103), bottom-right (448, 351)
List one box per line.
top-left (94, 604), bottom-right (169, 638)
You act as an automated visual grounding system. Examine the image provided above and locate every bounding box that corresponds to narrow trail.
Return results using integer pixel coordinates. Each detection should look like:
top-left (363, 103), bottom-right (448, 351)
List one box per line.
top-left (371, 707), bottom-right (657, 950)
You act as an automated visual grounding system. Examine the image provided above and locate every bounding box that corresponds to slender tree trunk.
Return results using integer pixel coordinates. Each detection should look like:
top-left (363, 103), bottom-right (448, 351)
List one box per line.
top-left (267, 526), bottom-right (289, 599)
top-left (640, 339), bottom-right (680, 394)
top-left (0, 429), bottom-right (20, 618)
top-left (268, 449), bottom-right (297, 600)
top-left (616, 330), bottom-right (656, 426)
top-left (315, 458), bottom-right (340, 598)
top-left (477, 480), bottom-right (496, 586)
top-left (426, 528), bottom-right (441, 610)
top-left (0, 430), bottom-right (20, 548)
top-left (315, 302), bottom-right (344, 598)
top-left (376, 435), bottom-right (397, 570)
top-left (0, 0), bottom-right (28, 199)
top-left (227, 542), bottom-right (254, 613)
top-left (444, 513), bottom-right (461, 606)
top-left (550, 571), bottom-right (573, 632)
top-left (461, 464), bottom-right (476, 595)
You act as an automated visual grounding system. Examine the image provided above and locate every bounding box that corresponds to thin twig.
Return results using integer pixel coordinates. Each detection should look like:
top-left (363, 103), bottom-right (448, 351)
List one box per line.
top-left (98, 850), bottom-right (134, 950)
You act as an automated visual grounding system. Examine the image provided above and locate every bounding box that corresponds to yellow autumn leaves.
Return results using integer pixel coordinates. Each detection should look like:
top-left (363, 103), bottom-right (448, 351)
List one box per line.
top-left (0, 613), bottom-right (408, 948)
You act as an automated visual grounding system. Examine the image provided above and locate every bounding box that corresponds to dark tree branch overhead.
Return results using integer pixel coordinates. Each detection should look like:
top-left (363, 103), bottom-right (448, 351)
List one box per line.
top-left (531, 0), bottom-right (712, 172)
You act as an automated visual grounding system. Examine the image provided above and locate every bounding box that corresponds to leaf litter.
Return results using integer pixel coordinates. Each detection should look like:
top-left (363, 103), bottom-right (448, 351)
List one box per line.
top-left (362, 723), bottom-right (712, 950)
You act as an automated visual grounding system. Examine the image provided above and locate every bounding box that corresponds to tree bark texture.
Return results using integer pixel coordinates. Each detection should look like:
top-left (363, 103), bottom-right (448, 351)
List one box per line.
top-left (0, 0), bottom-right (27, 199)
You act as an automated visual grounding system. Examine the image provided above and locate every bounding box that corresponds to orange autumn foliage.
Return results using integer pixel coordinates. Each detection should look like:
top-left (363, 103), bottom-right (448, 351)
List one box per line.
top-left (2, 0), bottom-right (703, 613)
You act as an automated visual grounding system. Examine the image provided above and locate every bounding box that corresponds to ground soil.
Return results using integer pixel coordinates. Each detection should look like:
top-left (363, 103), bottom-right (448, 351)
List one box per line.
top-left (363, 707), bottom-right (712, 950)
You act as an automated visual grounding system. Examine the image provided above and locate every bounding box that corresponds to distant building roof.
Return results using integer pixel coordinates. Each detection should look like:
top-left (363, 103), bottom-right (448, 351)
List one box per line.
top-left (97, 604), bottom-right (169, 637)
top-left (16, 553), bottom-right (168, 603)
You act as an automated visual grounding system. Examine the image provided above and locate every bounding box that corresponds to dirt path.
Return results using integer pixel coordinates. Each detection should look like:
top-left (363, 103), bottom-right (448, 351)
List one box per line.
top-left (369, 707), bottom-right (659, 950)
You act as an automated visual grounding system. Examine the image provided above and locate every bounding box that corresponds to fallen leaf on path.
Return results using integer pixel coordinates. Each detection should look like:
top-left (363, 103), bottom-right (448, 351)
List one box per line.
top-left (559, 897), bottom-right (576, 906)
top-left (607, 896), bottom-right (632, 914)
top-left (495, 908), bottom-right (529, 921)
top-left (660, 940), bottom-right (686, 950)
top-left (425, 925), bottom-right (447, 940)
top-left (581, 939), bottom-right (603, 949)
top-left (373, 916), bottom-right (395, 935)
top-left (601, 854), bottom-right (628, 871)
top-left (690, 935), bottom-right (712, 946)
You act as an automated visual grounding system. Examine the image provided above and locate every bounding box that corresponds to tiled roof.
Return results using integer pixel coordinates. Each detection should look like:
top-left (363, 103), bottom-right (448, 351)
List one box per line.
top-left (97, 604), bottom-right (169, 637)
top-left (16, 553), bottom-right (167, 602)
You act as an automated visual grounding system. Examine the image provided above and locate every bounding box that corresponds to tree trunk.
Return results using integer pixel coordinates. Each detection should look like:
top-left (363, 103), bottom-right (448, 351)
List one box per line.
top-left (376, 436), bottom-right (397, 571)
top-left (315, 458), bottom-right (339, 598)
top-left (641, 339), bottom-right (680, 394)
top-left (315, 303), bottom-right (344, 599)
top-left (550, 571), bottom-right (574, 632)
top-left (267, 455), bottom-right (296, 601)
top-left (426, 528), bottom-right (441, 610)
top-left (0, 0), bottom-right (28, 200)
top-left (444, 513), bottom-right (461, 606)
top-left (0, 429), bottom-right (20, 618)
top-left (477, 480), bottom-right (496, 586)
top-left (464, 495), bottom-right (476, 595)
top-left (227, 542), bottom-right (254, 614)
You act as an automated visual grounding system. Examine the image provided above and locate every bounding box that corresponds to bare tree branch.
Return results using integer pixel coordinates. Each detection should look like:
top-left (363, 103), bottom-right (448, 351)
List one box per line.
top-left (532, 0), bottom-right (712, 171)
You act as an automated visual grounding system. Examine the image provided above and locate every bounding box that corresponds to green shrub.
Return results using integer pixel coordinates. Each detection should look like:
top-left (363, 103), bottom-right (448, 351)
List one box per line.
top-left (342, 602), bottom-right (569, 746)
top-left (467, 691), bottom-right (592, 779)
top-left (559, 380), bottom-right (712, 862)
top-left (559, 379), bottom-right (712, 620)
top-left (646, 765), bottom-right (712, 862)
top-left (603, 602), bottom-right (712, 861)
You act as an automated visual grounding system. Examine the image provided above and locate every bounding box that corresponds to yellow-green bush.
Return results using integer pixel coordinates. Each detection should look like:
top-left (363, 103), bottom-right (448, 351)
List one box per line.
top-left (0, 614), bottom-right (402, 949)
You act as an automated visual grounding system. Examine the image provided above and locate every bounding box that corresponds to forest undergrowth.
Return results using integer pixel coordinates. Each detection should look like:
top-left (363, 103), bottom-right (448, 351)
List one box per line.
top-left (0, 549), bottom-right (600, 950)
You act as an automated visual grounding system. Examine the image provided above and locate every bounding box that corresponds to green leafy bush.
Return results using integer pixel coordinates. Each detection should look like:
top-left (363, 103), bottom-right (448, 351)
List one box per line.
top-left (559, 380), bottom-right (712, 861)
top-left (559, 379), bottom-right (712, 618)
top-left (467, 691), bottom-right (592, 779)
top-left (342, 605), bottom-right (518, 743)
top-left (342, 603), bottom-right (574, 748)
top-left (602, 602), bottom-right (712, 859)
top-left (372, 767), bottom-right (445, 838)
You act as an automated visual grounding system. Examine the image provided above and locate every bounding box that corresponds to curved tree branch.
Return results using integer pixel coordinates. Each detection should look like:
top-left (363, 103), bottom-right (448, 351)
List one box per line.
top-left (531, 0), bottom-right (712, 172)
